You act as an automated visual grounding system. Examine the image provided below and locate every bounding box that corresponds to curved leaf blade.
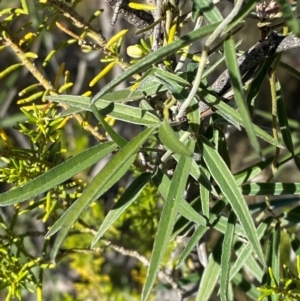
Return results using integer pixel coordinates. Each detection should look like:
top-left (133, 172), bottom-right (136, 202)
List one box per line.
top-left (224, 35), bottom-right (261, 155)
top-left (47, 95), bottom-right (161, 126)
top-left (92, 172), bottom-right (152, 243)
top-left (142, 141), bottom-right (194, 301)
top-left (0, 141), bottom-right (117, 206)
top-left (195, 236), bottom-right (223, 301)
top-left (46, 127), bottom-right (155, 262)
top-left (220, 211), bottom-right (236, 301)
top-left (198, 136), bottom-right (264, 264)
top-left (276, 80), bottom-right (294, 154)
top-left (159, 119), bottom-right (193, 156)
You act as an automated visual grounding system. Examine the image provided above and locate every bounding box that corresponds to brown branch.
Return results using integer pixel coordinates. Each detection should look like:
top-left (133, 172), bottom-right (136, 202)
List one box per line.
top-left (105, 0), bottom-right (154, 29)
top-left (200, 32), bottom-right (300, 117)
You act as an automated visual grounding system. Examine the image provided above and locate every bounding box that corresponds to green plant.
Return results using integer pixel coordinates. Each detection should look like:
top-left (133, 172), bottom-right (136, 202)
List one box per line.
top-left (1, 0), bottom-right (300, 300)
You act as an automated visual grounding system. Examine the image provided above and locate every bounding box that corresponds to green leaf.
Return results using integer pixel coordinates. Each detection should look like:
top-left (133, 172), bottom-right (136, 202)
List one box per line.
top-left (179, 200), bottom-right (207, 226)
top-left (241, 182), bottom-right (300, 195)
top-left (277, 0), bottom-right (300, 36)
top-left (234, 156), bottom-right (274, 186)
top-left (230, 217), bottom-right (273, 282)
top-left (177, 200), bottom-right (226, 267)
top-left (153, 166), bottom-right (214, 238)
top-left (280, 61), bottom-right (300, 80)
top-left (0, 141), bottom-right (117, 206)
top-left (91, 22), bottom-right (220, 103)
top-left (199, 160), bottom-right (211, 217)
top-left (192, 0), bottom-right (223, 23)
top-left (290, 233), bottom-right (300, 256)
top-left (159, 119), bottom-right (193, 156)
top-left (225, 0), bottom-right (258, 33)
top-left (92, 172), bottom-right (152, 243)
top-left (46, 127), bottom-right (155, 262)
top-left (91, 104), bottom-right (127, 147)
top-left (153, 67), bottom-right (191, 87)
top-left (276, 80), bottom-right (294, 154)
top-left (195, 236), bottom-right (223, 301)
top-left (232, 272), bottom-right (260, 300)
top-left (47, 95), bottom-right (161, 127)
top-left (198, 87), bottom-right (284, 148)
top-left (198, 136), bottom-right (265, 263)
top-left (247, 57), bottom-right (276, 116)
top-left (264, 223), bottom-right (280, 297)
top-left (224, 35), bottom-right (261, 156)
top-left (220, 211), bottom-right (236, 301)
top-left (142, 141), bottom-right (194, 301)
top-left (155, 74), bottom-right (189, 104)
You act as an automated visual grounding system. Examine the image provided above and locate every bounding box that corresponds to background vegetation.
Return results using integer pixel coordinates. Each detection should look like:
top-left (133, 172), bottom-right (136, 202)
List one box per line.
top-left (0, 0), bottom-right (300, 300)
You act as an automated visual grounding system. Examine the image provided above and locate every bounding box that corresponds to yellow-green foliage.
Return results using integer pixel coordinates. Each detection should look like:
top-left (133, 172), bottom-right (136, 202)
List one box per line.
top-left (0, 1), bottom-right (156, 299)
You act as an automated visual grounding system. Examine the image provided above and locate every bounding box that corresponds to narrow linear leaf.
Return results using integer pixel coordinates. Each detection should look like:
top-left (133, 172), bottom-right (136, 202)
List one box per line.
top-left (46, 127), bottom-right (155, 262)
top-left (91, 22), bottom-right (220, 103)
top-left (0, 141), bottom-right (117, 206)
top-left (47, 95), bottom-right (161, 126)
top-left (198, 88), bottom-right (283, 148)
top-left (93, 172), bottom-right (152, 243)
top-left (234, 156), bottom-right (274, 186)
top-left (179, 200), bottom-right (207, 226)
top-left (177, 225), bottom-right (208, 267)
top-left (214, 213), bottom-right (245, 238)
top-left (199, 160), bottom-right (211, 217)
top-left (247, 57), bottom-right (276, 116)
top-left (241, 182), bottom-right (300, 195)
top-left (225, 0), bottom-right (258, 33)
top-left (232, 273), bottom-right (260, 301)
top-left (264, 223), bottom-right (280, 296)
top-left (91, 104), bottom-right (127, 147)
top-left (230, 217), bottom-right (273, 282)
top-left (177, 200), bottom-right (226, 267)
top-left (142, 141), bottom-right (194, 301)
top-left (153, 167), bottom-right (215, 239)
top-left (220, 211), bottom-right (236, 301)
top-left (280, 61), bottom-right (300, 80)
top-left (198, 136), bottom-right (264, 263)
top-left (195, 236), bottom-right (223, 301)
top-left (153, 67), bottom-right (191, 87)
top-left (231, 216), bottom-right (273, 279)
top-left (290, 233), bottom-right (300, 256)
top-left (224, 35), bottom-right (261, 155)
top-left (192, 0), bottom-right (223, 23)
top-left (276, 80), bottom-right (294, 154)
top-left (155, 75), bottom-right (189, 104)
top-left (277, 0), bottom-right (300, 36)
top-left (159, 119), bottom-right (193, 156)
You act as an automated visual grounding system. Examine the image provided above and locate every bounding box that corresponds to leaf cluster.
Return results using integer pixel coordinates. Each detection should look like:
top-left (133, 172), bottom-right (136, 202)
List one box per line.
top-left (0, 0), bottom-right (300, 301)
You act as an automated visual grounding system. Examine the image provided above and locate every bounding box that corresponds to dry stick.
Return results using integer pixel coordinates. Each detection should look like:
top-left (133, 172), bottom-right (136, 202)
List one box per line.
top-left (105, 0), bottom-right (154, 29)
top-left (176, 0), bottom-right (245, 119)
top-left (151, 0), bottom-right (164, 51)
top-left (200, 32), bottom-right (300, 118)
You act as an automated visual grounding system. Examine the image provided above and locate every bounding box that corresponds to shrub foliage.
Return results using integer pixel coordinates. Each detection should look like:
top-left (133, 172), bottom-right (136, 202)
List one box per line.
top-left (0, 0), bottom-right (300, 300)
